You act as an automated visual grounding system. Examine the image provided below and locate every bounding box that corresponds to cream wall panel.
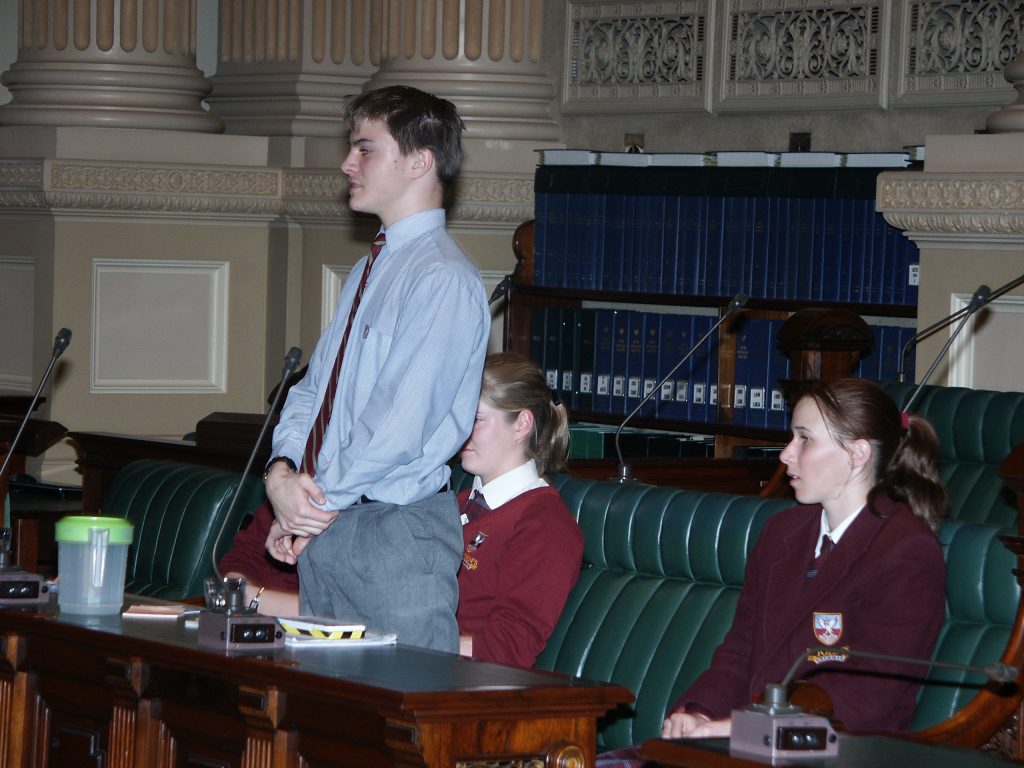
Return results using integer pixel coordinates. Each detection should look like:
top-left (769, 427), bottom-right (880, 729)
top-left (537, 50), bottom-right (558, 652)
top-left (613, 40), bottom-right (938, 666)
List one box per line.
top-left (0, 256), bottom-right (33, 391)
top-left (91, 260), bottom-right (229, 393)
top-left (322, 264), bottom-right (354, 333)
top-left (948, 294), bottom-right (1024, 392)
top-left (48, 219), bottom-right (275, 441)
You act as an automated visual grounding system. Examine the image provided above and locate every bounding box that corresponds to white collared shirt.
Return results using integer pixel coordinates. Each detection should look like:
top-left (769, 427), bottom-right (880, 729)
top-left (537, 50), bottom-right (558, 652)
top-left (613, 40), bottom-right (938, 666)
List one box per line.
top-left (816, 504), bottom-right (866, 556)
top-left (469, 459), bottom-right (548, 511)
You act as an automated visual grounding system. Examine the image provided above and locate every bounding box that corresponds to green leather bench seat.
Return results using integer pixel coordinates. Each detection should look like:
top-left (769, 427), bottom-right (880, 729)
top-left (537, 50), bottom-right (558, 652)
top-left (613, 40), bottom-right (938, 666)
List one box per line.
top-left (101, 459), bottom-right (265, 600)
top-left (913, 519), bottom-right (1020, 730)
top-left (535, 477), bottom-right (791, 749)
top-left (526, 473), bottom-right (1020, 751)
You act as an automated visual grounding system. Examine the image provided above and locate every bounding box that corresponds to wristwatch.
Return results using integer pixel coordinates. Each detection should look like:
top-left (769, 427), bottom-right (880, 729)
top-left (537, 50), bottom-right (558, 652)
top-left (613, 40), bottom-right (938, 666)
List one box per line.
top-left (264, 455), bottom-right (297, 481)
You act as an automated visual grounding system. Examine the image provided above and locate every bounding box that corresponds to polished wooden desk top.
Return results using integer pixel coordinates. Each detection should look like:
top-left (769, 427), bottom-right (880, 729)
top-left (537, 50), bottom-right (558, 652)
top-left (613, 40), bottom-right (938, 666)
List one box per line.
top-left (0, 597), bottom-right (633, 767)
top-left (0, 596), bottom-right (627, 707)
top-left (641, 735), bottom-right (1013, 767)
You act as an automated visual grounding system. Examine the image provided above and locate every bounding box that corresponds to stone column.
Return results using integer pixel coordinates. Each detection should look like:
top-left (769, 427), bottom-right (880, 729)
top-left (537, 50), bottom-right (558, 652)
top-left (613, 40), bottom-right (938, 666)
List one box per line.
top-left (207, 0), bottom-right (379, 137)
top-left (0, 0), bottom-right (221, 132)
top-left (367, 0), bottom-right (559, 145)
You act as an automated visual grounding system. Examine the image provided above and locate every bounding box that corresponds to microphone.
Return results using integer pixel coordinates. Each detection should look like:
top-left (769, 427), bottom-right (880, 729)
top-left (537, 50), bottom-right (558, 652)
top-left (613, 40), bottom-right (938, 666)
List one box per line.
top-left (730, 644), bottom-right (1017, 761)
top-left (488, 273), bottom-right (513, 306)
top-left (896, 274), bottom-right (1021, 382)
top-left (198, 346), bottom-right (301, 651)
top-left (488, 252), bottom-right (525, 307)
top-left (900, 284), bottom-right (989, 415)
top-left (613, 293), bottom-right (748, 483)
top-left (0, 328), bottom-right (72, 485)
top-left (0, 327), bottom-right (71, 606)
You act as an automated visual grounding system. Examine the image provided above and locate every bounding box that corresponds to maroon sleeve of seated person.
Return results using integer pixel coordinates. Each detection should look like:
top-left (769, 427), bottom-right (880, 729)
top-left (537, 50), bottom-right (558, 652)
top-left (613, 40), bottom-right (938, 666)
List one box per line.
top-left (217, 500), bottom-right (299, 592)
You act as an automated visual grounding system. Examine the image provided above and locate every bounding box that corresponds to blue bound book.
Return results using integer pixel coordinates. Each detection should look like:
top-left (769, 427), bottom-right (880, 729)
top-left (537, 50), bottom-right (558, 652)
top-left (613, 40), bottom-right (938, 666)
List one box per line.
top-left (592, 309), bottom-right (617, 414)
top-left (655, 313), bottom-right (692, 421)
top-left (610, 311), bottom-right (630, 415)
top-left (748, 195), bottom-right (771, 299)
top-left (766, 318), bottom-right (791, 431)
top-left (640, 313), bottom-right (661, 418)
top-left (624, 312), bottom-right (646, 416)
top-left (603, 187), bottom-right (626, 292)
top-left (731, 318), bottom-right (752, 427)
top-left (574, 308), bottom-right (597, 414)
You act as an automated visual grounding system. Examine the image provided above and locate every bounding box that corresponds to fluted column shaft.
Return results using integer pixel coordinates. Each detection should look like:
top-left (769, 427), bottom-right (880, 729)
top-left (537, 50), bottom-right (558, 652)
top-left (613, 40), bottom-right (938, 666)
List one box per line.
top-left (0, 0), bottom-right (221, 132)
top-left (208, 0), bottom-right (379, 137)
top-left (367, 0), bottom-right (558, 141)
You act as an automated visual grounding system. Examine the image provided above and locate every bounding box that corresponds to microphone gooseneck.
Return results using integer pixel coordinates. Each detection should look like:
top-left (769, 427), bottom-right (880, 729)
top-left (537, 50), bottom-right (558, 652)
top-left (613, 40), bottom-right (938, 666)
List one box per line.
top-left (209, 346), bottom-right (303, 583)
top-left (901, 284), bottom-right (989, 415)
top-left (0, 328), bottom-right (73, 485)
top-left (897, 272), bottom-right (1024, 382)
top-left (613, 292), bottom-right (748, 482)
top-left (762, 644), bottom-right (1018, 714)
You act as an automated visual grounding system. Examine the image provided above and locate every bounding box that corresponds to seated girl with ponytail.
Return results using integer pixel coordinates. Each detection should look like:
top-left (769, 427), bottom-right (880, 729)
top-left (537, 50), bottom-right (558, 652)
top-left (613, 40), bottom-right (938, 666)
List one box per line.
top-left (600, 377), bottom-right (947, 766)
top-left (455, 352), bottom-right (583, 668)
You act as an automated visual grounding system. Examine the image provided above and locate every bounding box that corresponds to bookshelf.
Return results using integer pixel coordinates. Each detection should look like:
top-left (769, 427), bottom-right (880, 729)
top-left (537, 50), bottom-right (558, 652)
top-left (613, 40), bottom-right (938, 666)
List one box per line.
top-left (504, 156), bottom-right (920, 460)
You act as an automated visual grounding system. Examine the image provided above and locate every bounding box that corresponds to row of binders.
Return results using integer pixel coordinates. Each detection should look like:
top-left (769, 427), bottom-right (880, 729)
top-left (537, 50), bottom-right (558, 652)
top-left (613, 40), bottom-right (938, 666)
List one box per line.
top-left (532, 306), bottom-right (916, 432)
top-left (533, 163), bottom-right (920, 305)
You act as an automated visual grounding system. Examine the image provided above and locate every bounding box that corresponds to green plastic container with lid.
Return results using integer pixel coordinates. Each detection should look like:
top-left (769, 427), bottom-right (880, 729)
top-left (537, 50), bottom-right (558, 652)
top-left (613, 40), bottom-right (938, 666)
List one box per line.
top-left (54, 516), bottom-right (134, 615)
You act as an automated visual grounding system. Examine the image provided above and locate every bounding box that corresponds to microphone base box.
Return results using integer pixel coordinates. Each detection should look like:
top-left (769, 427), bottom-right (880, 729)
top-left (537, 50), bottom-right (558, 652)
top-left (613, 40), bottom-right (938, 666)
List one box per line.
top-left (730, 707), bottom-right (838, 762)
top-left (0, 570), bottom-right (50, 607)
top-left (197, 610), bottom-right (284, 651)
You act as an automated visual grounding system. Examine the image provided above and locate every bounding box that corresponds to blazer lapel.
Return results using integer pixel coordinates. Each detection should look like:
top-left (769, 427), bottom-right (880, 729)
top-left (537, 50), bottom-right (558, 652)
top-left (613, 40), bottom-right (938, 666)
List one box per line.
top-left (756, 510), bottom-right (821, 661)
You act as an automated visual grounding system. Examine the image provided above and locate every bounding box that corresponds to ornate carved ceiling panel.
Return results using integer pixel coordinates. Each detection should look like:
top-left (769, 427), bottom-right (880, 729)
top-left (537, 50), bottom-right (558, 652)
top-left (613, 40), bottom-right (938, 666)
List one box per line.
top-left (563, 0), bottom-right (1024, 113)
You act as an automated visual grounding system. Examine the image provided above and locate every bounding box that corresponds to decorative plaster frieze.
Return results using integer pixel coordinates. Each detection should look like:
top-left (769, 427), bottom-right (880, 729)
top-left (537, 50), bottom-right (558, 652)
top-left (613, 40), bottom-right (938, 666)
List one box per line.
top-left (0, 161), bottom-right (532, 227)
top-left (878, 174), bottom-right (1024, 239)
top-left (879, 175), bottom-right (1024, 212)
top-left (450, 173), bottom-right (534, 227)
top-left (0, 161), bottom-right (43, 188)
top-left (49, 163), bottom-right (280, 197)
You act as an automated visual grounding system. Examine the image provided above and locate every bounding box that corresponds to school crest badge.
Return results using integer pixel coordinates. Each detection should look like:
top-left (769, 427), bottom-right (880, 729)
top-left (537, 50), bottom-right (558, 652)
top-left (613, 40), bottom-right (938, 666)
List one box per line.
top-left (813, 612), bottom-right (843, 646)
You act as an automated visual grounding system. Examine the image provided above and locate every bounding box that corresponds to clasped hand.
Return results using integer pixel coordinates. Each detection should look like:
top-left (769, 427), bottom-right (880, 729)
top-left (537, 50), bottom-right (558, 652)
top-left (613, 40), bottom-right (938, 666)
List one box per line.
top-left (662, 712), bottom-right (732, 739)
top-left (264, 465), bottom-right (339, 564)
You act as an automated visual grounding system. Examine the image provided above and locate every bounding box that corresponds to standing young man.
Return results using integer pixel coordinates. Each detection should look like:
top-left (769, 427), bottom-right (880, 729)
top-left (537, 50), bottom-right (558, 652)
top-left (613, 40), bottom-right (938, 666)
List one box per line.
top-left (262, 86), bottom-right (490, 652)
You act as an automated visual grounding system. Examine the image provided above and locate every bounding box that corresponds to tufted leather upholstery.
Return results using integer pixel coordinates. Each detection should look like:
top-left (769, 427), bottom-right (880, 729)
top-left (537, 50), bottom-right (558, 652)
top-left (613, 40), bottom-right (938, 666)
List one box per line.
top-left (531, 477), bottom-right (791, 749)
top-left (913, 519), bottom-right (1020, 731)
top-left (880, 381), bottom-right (1024, 526)
top-left (503, 472), bottom-right (1021, 750)
top-left (101, 459), bottom-right (265, 600)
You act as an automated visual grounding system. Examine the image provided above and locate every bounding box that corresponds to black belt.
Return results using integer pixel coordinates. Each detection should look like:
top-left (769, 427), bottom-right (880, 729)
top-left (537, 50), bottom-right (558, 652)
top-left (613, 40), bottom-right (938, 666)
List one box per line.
top-left (356, 483), bottom-right (450, 506)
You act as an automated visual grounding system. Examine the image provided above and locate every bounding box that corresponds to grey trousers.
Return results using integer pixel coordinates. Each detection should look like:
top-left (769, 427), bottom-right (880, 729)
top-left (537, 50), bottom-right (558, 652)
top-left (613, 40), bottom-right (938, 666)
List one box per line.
top-left (297, 491), bottom-right (462, 652)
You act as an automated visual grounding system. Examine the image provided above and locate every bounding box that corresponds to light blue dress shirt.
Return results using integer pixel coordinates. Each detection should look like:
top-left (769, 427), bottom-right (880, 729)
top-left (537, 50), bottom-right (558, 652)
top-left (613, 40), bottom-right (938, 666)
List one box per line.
top-left (272, 208), bottom-right (490, 511)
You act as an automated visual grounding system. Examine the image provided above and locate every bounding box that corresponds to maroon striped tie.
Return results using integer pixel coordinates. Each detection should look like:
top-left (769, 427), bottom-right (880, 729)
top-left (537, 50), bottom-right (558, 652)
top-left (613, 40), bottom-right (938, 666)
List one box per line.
top-left (301, 233), bottom-right (385, 474)
top-left (463, 492), bottom-right (491, 523)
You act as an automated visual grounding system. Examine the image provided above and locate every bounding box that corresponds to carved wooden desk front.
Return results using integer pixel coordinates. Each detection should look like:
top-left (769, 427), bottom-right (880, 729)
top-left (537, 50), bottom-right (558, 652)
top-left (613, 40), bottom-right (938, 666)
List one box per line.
top-left (0, 601), bottom-right (632, 767)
